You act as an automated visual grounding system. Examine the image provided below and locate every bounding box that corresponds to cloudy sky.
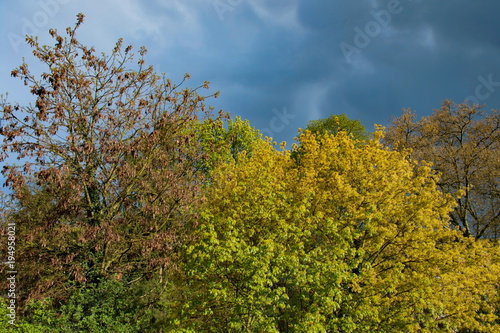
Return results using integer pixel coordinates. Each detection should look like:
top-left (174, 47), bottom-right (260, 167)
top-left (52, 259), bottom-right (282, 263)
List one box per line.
top-left (2, 0), bottom-right (500, 144)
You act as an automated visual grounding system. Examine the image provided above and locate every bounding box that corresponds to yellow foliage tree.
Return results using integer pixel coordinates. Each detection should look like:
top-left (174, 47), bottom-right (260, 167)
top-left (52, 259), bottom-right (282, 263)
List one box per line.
top-left (170, 128), bottom-right (499, 332)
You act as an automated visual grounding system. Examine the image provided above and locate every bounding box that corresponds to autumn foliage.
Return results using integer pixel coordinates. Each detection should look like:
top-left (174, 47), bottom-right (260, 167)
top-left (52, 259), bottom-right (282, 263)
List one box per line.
top-left (172, 129), bottom-right (499, 332)
top-left (0, 14), bottom-right (499, 333)
top-left (385, 101), bottom-right (500, 239)
top-left (1, 13), bottom-right (221, 324)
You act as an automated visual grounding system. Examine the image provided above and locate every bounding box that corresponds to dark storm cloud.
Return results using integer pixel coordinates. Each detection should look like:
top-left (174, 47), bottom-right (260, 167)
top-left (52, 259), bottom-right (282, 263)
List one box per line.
top-left (2, 0), bottom-right (500, 144)
top-left (276, 0), bottom-right (500, 133)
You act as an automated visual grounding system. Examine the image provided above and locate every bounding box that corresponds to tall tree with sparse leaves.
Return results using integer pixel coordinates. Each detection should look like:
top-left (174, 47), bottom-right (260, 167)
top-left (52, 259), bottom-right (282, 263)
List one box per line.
top-left (0, 13), bottom-right (221, 318)
top-left (384, 100), bottom-right (500, 239)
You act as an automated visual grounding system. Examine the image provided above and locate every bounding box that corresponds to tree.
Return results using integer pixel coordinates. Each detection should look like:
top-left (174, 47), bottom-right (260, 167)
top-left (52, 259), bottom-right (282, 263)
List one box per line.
top-left (0, 280), bottom-right (149, 332)
top-left (0, 13), bottom-right (221, 318)
top-left (384, 100), bottom-right (500, 239)
top-left (292, 113), bottom-right (370, 163)
top-left (169, 128), bottom-right (500, 332)
top-left (196, 115), bottom-right (263, 174)
top-left (305, 113), bottom-right (370, 141)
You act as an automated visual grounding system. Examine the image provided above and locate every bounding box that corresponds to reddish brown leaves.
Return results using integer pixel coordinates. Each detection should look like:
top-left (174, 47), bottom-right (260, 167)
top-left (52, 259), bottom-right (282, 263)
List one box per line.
top-left (0, 13), bottom-right (222, 312)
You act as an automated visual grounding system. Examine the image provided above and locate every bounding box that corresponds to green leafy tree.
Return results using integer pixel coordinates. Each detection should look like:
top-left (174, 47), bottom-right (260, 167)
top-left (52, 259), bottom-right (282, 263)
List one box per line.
top-left (196, 116), bottom-right (263, 174)
top-left (0, 280), bottom-right (156, 332)
top-left (305, 113), bottom-right (370, 141)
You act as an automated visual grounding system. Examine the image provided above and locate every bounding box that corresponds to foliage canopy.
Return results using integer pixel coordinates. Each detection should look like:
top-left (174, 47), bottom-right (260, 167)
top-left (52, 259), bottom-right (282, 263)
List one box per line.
top-left (0, 15), bottom-right (499, 333)
top-left (170, 129), bottom-right (500, 332)
top-left (385, 100), bottom-right (500, 239)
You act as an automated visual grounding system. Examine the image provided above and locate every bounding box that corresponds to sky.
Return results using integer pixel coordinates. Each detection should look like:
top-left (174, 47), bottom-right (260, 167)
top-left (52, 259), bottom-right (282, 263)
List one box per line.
top-left (2, 0), bottom-right (500, 145)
